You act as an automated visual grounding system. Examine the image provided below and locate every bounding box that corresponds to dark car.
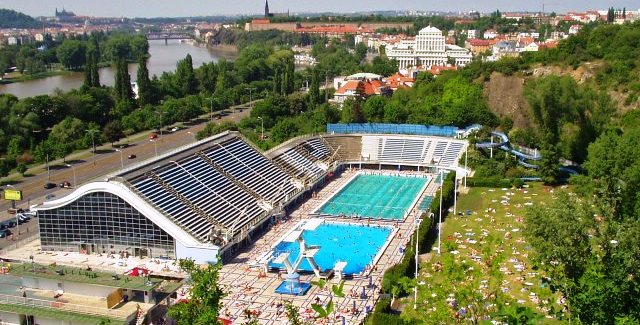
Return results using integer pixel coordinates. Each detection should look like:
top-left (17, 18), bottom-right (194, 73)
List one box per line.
top-left (1, 220), bottom-right (16, 229)
top-left (0, 229), bottom-right (12, 238)
top-left (44, 182), bottom-right (56, 189)
top-left (128, 154), bottom-right (137, 159)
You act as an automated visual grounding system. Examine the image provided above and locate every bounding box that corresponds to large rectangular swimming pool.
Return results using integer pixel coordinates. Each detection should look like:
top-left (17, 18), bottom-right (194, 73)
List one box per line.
top-left (269, 221), bottom-right (393, 275)
top-left (317, 174), bottom-right (428, 220)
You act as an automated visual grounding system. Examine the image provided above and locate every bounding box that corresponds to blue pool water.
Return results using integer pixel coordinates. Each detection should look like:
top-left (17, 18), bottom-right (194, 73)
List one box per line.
top-left (269, 222), bottom-right (392, 275)
top-left (318, 174), bottom-right (428, 219)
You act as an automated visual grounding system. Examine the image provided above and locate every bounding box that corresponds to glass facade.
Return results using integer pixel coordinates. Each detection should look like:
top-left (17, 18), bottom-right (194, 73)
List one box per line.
top-left (38, 192), bottom-right (175, 258)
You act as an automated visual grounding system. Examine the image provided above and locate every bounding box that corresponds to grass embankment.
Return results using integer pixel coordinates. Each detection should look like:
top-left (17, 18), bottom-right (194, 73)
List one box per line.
top-left (0, 70), bottom-right (72, 84)
top-left (401, 183), bottom-right (570, 323)
top-left (8, 262), bottom-right (162, 290)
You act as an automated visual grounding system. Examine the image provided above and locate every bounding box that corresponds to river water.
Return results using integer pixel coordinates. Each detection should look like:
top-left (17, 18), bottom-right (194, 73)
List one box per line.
top-left (0, 40), bottom-right (238, 98)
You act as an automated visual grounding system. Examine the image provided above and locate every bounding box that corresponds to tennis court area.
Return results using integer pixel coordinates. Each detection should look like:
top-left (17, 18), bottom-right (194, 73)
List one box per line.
top-left (317, 174), bottom-right (428, 220)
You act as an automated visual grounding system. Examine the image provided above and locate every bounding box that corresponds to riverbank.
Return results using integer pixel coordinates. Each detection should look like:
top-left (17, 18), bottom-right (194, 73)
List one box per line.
top-left (0, 70), bottom-right (72, 85)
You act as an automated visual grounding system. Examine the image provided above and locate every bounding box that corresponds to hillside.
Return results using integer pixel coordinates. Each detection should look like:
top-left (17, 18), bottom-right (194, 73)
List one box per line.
top-left (0, 9), bottom-right (40, 29)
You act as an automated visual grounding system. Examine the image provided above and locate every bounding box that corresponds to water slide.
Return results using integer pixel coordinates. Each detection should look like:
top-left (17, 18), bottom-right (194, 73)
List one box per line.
top-left (475, 131), bottom-right (542, 168)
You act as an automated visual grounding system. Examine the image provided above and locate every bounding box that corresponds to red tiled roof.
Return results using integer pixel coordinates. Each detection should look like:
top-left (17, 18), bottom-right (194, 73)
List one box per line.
top-left (335, 79), bottom-right (387, 96)
top-left (294, 25), bottom-right (374, 34)
top-left (252, 19), bottom-right (270, 24)
top-left (468, 39), bottom-right (494, 46)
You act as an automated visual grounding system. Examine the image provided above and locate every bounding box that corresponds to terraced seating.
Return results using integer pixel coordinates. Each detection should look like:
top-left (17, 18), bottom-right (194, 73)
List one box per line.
top-left (130, 155), bottom-right (263, 241)
top-left (202, 137), bottom-right (296, 203)
top-left (440, 142), bottom-right (464, 167)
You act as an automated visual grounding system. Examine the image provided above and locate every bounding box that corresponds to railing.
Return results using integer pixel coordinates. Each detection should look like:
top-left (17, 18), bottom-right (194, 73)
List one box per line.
top-left (0, 292), bottom-right (134, 320)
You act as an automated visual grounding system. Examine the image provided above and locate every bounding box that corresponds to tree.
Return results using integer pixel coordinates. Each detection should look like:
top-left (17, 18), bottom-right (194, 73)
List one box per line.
top-left (607, 7), bottom-right (615, 23)
top-left (56, 40), bottom-right (86, 70)
top-left (136, 55), bottom-right (153, 107)
top-left (167, 259), bottom-right (226, 325)
top-left (175, 54), bottom-right (198, 96)
top-left (308, 68), bottom-right (320, 107)
top-left (114, 59), bottom-right (133, 111)
top-left (16, 163), bottom-right (27, 176)
top-left (83, 36), bottom-right (100, 88)
top-left (270, 119), bottom-right (300, 143)
top-left (103, 121), bottom-right (124, 146)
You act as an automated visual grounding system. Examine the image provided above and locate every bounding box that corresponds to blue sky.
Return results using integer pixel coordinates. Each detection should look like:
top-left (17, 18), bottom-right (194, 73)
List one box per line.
top-left (3, 0), bottom-right (639, 18)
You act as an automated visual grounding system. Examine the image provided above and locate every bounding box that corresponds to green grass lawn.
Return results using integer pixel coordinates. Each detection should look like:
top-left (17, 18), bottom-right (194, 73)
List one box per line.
top-left (8, 262), bottom-right (162, 290)
top-left (402, 183), bottom-right (570, 323)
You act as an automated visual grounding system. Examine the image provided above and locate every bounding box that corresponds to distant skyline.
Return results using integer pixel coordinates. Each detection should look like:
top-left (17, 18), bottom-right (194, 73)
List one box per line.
top-left (2, 0), bottom-right (639, 18)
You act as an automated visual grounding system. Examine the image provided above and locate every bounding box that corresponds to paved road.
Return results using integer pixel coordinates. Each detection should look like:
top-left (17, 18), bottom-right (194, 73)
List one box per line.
top-left (0, 106), bottom-right (253, 221)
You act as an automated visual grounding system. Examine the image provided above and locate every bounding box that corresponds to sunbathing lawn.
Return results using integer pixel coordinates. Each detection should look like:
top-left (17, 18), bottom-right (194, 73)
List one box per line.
top-left (402, 183), bottom-right (569, 323)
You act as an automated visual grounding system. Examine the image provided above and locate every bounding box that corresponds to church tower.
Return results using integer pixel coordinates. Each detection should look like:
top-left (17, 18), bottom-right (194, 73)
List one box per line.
top-left (265, 0), bottom-right (270, 18)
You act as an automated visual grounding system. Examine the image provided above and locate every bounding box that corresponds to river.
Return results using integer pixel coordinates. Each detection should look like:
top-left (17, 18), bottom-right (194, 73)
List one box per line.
top-left (0, 40), bottom-right (238, 98)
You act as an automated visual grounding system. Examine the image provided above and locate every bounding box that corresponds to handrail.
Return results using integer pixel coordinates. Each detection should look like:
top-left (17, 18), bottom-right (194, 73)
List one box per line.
top-left (0, 292), bottom-right (134, 320)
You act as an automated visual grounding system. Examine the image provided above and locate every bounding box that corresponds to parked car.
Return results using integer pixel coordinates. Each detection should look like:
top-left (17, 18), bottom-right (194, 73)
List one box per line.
top-left (1, 220), bottom-right (16, 229)
top-left (45, 194), bottom-right (56, 200)
top-left (59, 181), bottom-right (71, 188)
top-left (17, 213), bottom-right (30, 221)
top-left (128, 154), bottom-right (137, 159)
top-left (149, 133), bottom-right (158, 139)
top-left (43, 182), bottom-right (56, 189)
top-left (0, 229), bottom-right (12, 238)
top-left (22, 210), bottom-right (36, 217)
top-left (171, 127), bottom-right (180, 132)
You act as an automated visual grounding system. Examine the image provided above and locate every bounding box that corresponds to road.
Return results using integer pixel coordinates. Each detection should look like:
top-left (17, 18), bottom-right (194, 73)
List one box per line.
top-left (0, 105), bottom-right (254, 222)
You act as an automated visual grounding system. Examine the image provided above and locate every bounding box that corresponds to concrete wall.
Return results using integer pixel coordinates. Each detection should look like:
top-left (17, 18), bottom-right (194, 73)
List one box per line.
top-left (0, 311), bottom-right (21, 325)
top-left (176, 241), bottom-right (219, 264)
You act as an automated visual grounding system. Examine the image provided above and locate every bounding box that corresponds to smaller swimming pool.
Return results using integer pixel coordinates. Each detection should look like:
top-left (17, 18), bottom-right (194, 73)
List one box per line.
top-left (269, 220), bottom-right (394, 275)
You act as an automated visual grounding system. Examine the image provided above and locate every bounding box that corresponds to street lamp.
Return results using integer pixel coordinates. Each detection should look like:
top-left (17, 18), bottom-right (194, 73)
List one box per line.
top-left (64, 164), bottom-right (76, 188)
top-left (257, 117), bottom-right (264, 141)
top-left (246, 87), bottom-right (256, 109)
top-left (150, 139), bottom-right (158, 157)
top-left (155, 109), bottom-right (164, 136)
top-left (207, 98), bottom-right (214, 123)
top-left (85, 129), bottom-right (100, 166)
top-left (114, 149), bottom-right (124, 169)
top-left (437, 170), bottom-right (444, 255)
top-left (414, 217), bottom-right (422, 310)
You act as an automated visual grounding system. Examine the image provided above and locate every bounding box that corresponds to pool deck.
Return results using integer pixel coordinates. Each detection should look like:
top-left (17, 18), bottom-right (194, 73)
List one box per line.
top-left (0, 169), bottom-right (442, 324)
top-left (217, 169), bottom-right (441, 324)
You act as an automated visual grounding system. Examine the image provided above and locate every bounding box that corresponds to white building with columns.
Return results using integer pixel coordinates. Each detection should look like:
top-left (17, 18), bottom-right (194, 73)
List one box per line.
top-left (386, 26), bottom-right (472, 70)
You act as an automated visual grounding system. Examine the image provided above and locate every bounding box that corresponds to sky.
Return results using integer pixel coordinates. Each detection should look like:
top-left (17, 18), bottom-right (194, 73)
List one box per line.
top-left (2, 0), bottom-right (639, 18)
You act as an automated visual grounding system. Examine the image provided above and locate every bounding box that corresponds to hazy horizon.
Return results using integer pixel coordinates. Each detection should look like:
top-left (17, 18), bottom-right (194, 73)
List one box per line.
top-left (2, 0), bottom-right (639, 19)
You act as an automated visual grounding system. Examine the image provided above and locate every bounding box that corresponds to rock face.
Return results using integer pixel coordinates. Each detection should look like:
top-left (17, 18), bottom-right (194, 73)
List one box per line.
top-left (483, 72), bottom-right (532, 129)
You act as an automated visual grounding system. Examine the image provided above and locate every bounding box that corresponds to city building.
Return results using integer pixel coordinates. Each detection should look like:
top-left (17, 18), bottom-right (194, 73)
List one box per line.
top-left (0, 259), bottom-right (179, 325)
top-left (332, 73), bottom-right (391, 104)
top-left (385, 26), bottom-right (472, 70)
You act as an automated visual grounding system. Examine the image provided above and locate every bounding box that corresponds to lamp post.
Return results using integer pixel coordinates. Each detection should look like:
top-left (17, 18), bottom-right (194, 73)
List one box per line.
top-left (438, 170), bottom-right (443, 255)
top-left (114, 149), bottom-right (124, 169)
top-left (64, 164), bottom-right (76, 188)
top-left (246, 87), bottom-right (256, 109)
top-left (207, 98), bottom-right (214, 123)
top-left (257, 117), bottom-right (264, 141)
top-left (155, 109), bottom-right (164, 136)
top-left (414, 217), bottom-right (421, 310)
top-left (85, 129), bottom-right (100, 166)
top-left (46, 153), bottom-right (50, 180)
top-left (150, 139), bottom-right (158, 157)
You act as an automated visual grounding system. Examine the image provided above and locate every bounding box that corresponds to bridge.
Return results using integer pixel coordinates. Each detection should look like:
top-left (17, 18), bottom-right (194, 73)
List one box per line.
top-left (146, 32), bottom-right (194, 44)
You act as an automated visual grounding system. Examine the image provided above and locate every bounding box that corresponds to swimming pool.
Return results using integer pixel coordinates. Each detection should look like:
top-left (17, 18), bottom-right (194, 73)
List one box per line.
top-left (316, 173), bottom-right (428, 220)
top-left (269, 221), bottom-right (393, 275)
